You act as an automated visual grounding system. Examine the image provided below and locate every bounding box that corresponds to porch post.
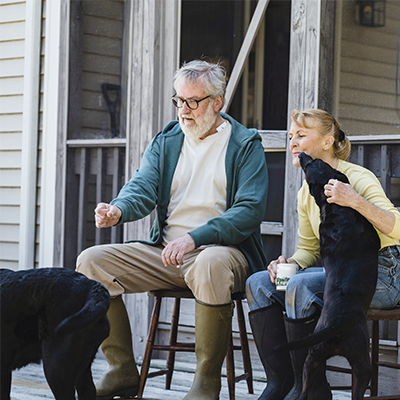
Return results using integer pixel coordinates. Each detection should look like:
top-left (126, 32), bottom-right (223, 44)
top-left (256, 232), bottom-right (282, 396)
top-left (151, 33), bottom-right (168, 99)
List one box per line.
top-left (282, 0), bottom-right (322, 257)
top-left (19, 0), bottom-right (42, 270)
top-left (123, 0), bottom-right (180, 361)
top-left (39, 0), bottom-right (69, 268)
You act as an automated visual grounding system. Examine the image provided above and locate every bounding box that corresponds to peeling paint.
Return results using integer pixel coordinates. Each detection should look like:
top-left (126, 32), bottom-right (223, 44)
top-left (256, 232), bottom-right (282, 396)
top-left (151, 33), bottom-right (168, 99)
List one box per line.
top-left (292, 3), bottom-right (306, 31)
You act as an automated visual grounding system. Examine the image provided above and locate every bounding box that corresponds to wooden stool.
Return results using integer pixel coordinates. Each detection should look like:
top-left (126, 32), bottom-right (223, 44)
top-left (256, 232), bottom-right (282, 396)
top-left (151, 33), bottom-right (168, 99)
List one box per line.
top-left (137, 290), bottom-right (253, 400)
top-left (327, 308), bottom-right (400, 399)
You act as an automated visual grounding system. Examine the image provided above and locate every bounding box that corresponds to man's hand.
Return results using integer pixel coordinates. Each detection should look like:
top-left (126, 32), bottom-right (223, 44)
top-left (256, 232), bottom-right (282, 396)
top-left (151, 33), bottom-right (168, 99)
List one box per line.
top-left (94, 203), bottom-right (122, 228)
top-left (162, 234), bottom-right (196, 267)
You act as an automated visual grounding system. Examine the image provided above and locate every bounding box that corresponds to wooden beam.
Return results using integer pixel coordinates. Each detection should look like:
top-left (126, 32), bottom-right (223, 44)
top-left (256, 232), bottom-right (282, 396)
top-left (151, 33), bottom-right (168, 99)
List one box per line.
top-left (222, 0), bottom-right (271, 113)
top-left (19, 0), bottom-right (42, 270)
top-left (259, 130), bottom-right (287, 150)
top-left (282, 0), bottom-right (322, 257)
top-left (349, 134), bottom-right (400, 144)
top-left (318, 0), bottom-right (336, 113)
top-left (261, 221), bottom-right (284, 236)
top-left (123, 0), bottom-right (180, 362)
top-left (66, 138), bottom-right (127, 147)
top-left (39, 0), bottom-right (69, 268)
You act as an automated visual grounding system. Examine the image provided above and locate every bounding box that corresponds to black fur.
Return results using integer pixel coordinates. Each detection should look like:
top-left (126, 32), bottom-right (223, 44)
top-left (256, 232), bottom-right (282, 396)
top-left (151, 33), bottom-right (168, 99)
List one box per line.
top-left (283, 153), bottom-right (380, 400)
top-left (0, 268), bottom-right (110, 400)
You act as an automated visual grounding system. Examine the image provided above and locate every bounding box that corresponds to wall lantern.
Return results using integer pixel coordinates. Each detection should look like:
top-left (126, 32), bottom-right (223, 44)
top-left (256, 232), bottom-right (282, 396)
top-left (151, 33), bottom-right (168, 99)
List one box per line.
top-left (356, 0), bottom-right (386, 27)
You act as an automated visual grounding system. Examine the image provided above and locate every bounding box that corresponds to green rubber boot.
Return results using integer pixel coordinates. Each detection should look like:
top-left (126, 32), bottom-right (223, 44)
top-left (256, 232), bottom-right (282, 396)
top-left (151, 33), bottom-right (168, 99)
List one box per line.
top-left (182, 300), bottom-right (234, 400)
top-left (96, 296), bottom-right (139, 400)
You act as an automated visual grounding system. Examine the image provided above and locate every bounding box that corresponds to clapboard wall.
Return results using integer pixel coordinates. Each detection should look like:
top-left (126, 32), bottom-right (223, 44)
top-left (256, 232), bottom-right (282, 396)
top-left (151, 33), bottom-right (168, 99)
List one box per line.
top-left (335, 0), bottom-right (400, 136)
top-left (0, 0), bottom-right (27, 270)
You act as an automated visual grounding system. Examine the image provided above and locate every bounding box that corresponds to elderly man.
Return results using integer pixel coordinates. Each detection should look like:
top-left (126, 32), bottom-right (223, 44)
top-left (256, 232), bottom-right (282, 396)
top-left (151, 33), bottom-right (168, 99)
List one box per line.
top-left (77, 60), bottom-right (268, 400)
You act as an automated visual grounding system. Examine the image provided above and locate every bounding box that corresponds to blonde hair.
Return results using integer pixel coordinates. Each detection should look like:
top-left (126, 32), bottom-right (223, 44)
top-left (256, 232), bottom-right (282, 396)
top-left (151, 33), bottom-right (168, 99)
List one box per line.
top-left (291, 108), bottom-right (351, 161)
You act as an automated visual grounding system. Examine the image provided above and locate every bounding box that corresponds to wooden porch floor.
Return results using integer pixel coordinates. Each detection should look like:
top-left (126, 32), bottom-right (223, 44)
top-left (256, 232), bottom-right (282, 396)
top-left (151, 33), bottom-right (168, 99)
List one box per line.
top-left (10, 353), bottom-right (400, 400)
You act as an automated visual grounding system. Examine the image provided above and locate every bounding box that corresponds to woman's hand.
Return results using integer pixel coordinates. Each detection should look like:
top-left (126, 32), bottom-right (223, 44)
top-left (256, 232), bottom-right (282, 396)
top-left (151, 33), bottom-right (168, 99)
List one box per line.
top-left (267, 255), bottom-right (288, 284)
top-left (324, 179), bottom-right (395, 235)
top-left (268, 256), bottom-right (300, 284)
top-left (324, 179), bottom-right (358, 208)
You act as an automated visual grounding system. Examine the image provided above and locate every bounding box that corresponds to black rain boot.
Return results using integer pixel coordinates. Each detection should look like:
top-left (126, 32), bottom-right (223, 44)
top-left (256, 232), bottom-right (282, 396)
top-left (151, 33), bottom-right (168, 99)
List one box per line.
top-left (249, 304), bottom-right (294, 400)
top-left (283, 311), bottom-right (332, 400)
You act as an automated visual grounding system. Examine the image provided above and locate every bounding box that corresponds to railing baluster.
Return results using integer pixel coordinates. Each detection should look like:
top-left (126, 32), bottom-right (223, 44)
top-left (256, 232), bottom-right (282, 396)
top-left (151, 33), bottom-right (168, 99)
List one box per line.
top-left (77, 148), bottom-right (88, 254)
top-left (357, 144), bottom-right (364, 166)
top-left (95, 148), bottom-right (106, 245)
top-left (380, 145), bottom-right (388, 196)
top-left (111, 147), bottom-right (122, 243)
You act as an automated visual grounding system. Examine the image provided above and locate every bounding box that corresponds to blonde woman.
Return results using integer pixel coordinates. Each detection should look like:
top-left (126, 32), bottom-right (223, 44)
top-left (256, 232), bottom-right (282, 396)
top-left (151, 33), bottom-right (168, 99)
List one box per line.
top-left (246, 109), bottom-right (400, 400)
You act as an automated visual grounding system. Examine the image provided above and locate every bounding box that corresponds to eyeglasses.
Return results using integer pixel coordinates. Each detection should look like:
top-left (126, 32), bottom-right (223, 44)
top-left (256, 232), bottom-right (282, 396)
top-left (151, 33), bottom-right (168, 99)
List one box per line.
top-left (171, 94), bottom-right (210, 110)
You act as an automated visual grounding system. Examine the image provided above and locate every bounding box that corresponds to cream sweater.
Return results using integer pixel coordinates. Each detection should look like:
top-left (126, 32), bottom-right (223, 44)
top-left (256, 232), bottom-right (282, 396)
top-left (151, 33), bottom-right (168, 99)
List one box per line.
top-left (162, 122), bottom-right (232, 245)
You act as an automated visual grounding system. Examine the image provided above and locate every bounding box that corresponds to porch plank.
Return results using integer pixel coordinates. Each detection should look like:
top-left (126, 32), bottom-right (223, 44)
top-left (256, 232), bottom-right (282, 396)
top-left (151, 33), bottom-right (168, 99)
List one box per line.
top-left (9, 357), bottom-right (355, 400)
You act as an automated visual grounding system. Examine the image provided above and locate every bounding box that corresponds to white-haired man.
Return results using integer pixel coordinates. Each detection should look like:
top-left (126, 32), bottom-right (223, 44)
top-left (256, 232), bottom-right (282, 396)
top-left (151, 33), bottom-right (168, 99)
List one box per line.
top-left (77, 59), bottom-right (268, 400)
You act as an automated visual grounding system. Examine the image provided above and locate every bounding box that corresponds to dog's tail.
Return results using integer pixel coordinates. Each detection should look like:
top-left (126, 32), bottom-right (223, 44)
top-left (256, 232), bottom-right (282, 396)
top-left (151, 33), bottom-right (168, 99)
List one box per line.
top-left (54, 284), bottom-right (110, 335)
top-left (275, 325), bottom-right (339, 352)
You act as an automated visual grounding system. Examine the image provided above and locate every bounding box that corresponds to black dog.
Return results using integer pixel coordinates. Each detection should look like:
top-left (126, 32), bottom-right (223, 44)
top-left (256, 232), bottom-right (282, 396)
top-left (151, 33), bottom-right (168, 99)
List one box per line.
top-left (0, 268), bottom-right (110, 400)
top-left (283, 153), bottom-right (380, 400)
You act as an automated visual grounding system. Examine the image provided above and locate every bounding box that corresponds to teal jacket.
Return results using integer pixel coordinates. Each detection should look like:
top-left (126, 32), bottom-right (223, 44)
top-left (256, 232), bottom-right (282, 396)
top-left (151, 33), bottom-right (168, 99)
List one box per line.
top-left (111, 113), bottom-right (268, 274)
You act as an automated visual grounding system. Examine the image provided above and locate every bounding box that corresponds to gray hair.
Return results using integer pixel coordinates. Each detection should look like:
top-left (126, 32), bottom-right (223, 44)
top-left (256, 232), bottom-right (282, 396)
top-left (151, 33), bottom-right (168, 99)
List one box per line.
top-left (173, 60), bottom-right (227, 108)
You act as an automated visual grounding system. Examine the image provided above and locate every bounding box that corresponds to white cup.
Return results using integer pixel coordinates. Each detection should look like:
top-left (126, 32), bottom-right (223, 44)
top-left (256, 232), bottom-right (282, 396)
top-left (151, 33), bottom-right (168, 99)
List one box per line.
top-left (276, 263), bottom-right (299, 291)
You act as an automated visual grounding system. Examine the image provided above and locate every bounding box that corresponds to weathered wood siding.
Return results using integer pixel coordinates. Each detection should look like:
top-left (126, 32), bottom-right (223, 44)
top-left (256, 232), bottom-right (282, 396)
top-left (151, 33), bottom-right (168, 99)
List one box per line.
top-left (335, 0), bottom-right (400, 135)
top-left (122, 0), bottom-right (180, 361)
top-left (282, 0), bottom-right (322, 257)
top-left (0, 0), bottom-right (26, 270)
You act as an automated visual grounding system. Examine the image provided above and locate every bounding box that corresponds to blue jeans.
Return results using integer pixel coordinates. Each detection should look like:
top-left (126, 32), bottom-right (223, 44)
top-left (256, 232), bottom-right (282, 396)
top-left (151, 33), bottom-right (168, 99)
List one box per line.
top-left (246, 245), bottom-right (400, 319)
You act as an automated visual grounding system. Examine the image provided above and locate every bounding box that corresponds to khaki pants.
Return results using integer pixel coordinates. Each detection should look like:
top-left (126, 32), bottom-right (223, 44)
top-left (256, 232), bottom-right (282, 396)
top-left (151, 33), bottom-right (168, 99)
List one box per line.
top-left (76, 242), bottom-right (249, 305)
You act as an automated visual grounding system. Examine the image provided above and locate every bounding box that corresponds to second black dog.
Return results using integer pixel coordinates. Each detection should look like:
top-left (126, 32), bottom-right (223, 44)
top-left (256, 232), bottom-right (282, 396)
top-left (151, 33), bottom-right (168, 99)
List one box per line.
top-left (0, 267), bottom-right (110, 400)
top-left (282, 152), bottom-right (380, 400)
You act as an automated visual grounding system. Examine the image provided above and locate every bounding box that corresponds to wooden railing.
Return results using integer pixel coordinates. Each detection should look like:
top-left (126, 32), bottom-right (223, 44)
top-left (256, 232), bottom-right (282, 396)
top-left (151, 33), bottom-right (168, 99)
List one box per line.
top-left (64, 139), bottom-right (126, 267)
top-left (348, 135), bottom-right (400, 200)
top-left (63, 134), bottom-right (399, 271)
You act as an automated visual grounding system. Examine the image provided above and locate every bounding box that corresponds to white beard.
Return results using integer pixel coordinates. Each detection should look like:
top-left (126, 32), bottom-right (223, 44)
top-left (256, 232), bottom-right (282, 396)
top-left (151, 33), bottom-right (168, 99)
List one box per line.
top-left (179, 102), bottom-right (217, 140)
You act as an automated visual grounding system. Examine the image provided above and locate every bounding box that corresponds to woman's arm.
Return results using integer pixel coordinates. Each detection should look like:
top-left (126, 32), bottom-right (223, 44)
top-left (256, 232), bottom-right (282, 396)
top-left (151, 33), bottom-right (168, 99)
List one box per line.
top-left (325, 179), bottom-right (396, 235)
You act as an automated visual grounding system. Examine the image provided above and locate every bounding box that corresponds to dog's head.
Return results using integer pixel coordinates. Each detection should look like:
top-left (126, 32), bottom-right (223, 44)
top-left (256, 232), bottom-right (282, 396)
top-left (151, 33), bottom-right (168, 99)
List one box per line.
top-left (299, 152), bottom-right (349, 207)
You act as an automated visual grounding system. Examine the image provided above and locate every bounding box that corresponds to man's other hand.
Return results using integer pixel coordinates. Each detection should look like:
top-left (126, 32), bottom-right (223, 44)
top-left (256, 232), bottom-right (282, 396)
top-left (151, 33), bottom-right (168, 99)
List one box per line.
top-left (162, 234), bottom-right (196, 267)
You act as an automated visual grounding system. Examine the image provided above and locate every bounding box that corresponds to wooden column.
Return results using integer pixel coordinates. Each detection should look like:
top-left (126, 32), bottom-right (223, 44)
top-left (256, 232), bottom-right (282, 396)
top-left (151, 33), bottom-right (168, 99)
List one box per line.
top-left (282, 0), bottom-right (322, 257)
top-left (39, 0), bottom-right (69, 268)
top-left (19, 0), bottom-right (42, 270)
top-left (123, 0), bottom-right (180, 361)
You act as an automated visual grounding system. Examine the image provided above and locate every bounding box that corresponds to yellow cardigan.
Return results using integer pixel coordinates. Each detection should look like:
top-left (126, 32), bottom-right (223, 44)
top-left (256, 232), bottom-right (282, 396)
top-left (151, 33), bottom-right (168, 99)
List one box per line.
top-left (292, 159), bottom-right (400, 269)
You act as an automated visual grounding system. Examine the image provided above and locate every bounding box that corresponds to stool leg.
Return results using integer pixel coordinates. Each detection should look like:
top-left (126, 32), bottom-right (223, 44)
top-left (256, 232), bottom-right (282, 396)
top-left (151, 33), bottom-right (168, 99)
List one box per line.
top-left (370, 320), bottom-right (379, 397)
top-left (351, 370), bottom-right (356, 397)
top-left (226, 333), bottom-right (235, 400)
top-left (165, 298), bottom-right (181, 389)
top-left (236, 299), bottom-right (253, 394)
top-left (138, 296), bottom-right (162, 398)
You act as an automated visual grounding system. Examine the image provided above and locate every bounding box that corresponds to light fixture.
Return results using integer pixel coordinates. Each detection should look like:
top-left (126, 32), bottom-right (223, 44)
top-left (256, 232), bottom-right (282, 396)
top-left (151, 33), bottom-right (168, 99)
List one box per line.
top-left (356, 0), bottom-right (386, 27)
